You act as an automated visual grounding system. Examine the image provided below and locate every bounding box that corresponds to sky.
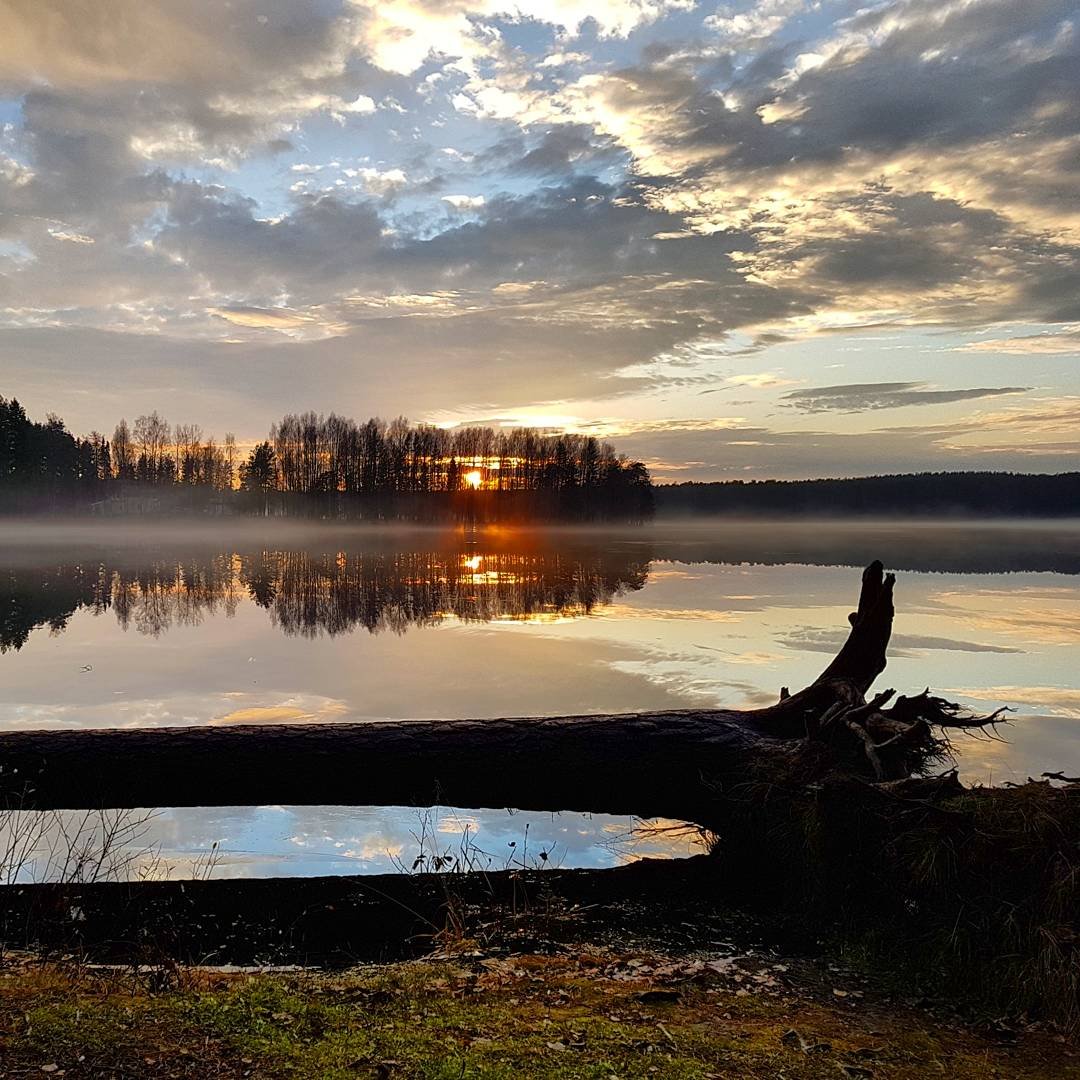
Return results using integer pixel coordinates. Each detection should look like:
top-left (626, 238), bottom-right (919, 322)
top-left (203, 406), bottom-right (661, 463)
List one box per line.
top-left (0, 0), bottom-right (1078, 481)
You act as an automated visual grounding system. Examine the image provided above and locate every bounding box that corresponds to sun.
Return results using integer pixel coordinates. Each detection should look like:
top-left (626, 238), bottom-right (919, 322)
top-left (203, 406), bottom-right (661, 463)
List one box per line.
top-left (463, 469), bottom-right (483, 490)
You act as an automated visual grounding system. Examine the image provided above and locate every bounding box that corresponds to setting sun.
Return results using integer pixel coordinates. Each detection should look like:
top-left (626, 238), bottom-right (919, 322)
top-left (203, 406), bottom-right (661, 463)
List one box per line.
top-left (463, 470), bottom-right (483, 490)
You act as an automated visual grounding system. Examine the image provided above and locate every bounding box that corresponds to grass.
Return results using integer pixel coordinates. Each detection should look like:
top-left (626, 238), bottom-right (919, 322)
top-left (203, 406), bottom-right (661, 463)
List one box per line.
top-left (712, 772), bottom-right (1080, 1032)
top-left (1, 951), bottom-right (1076, 1079)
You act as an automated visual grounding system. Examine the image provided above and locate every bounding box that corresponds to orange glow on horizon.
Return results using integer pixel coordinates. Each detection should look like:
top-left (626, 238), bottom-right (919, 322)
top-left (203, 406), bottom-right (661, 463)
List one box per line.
top-left (463, 469), bottom-right (483, 490)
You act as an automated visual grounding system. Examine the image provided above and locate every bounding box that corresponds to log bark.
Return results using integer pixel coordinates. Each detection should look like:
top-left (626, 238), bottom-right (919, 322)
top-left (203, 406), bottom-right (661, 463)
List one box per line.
top-left (0, 560), bottom-right (988, 816)
top-left (0, 712), bottom-right (790, 818)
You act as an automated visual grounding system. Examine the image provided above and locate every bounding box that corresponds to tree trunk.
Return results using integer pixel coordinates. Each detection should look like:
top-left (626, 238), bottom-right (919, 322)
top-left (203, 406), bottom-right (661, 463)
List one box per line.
top-left (0, 709), bottom-right (788, 817)
top-left (0, 561), bottom-right (981, 816)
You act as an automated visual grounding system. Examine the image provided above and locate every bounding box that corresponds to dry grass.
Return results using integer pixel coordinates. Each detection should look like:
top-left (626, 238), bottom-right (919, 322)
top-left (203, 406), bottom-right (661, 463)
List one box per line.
top-left (712, 774), bottom-right (1080, 1032)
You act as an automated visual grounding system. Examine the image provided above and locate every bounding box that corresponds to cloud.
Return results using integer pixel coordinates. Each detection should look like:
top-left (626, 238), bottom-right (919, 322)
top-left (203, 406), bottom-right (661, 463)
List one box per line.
top-left (208, 305), bottom-right (320, 331)
top-left (945, 686), bottom-right (1080, 720)
top-left (705, 0), bottom-right (810, 46)
top-left (727, 372), bottom-right (799, 389)
top-left (957, 329), bottom-right (1080, 355)
top-left (782, 382), bottom-right (1030, 413)
top-left (353, 0), bottom-right (694, 76)
top-left (517, 0), bottom-right (1080, 339)
top-left (0, 0), bottom-right (1078, 477)
top-left (779, 627), bottom-right (1024, 657)
top-left (0, 1), bottom-right (345, 90)
top-left (441, 193), bottom-right (486, 210)
top-left (155, 185), bottom-right (384, 298)
top-left (0, 2), bottom-right (377, 168)
top-left (954, 397), bottom-right (1080, 437)
top-left (610, 407), bottom-right (1080, 480)
top-left (47, 229), bottom-right (94, 245)
top-left (338, 166), bottom-right (411, 197)
top-left (335, 94), bottom-right (376, 115)
top-left (494, 126), bottom-right (626, 177)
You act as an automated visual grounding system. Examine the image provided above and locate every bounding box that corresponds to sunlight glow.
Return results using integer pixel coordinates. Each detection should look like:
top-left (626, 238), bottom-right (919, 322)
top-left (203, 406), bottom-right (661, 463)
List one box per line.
top-left (463, 469), bottom-right (483, 490)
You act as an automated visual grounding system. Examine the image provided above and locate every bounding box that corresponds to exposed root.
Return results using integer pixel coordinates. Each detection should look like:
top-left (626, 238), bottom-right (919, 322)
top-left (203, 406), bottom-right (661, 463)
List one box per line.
top-left (1043, 771), bottom-right (1080, 785)
top-left (808, 686), bottom-right (1011, 785)
top-left (842, 689), bottom-right (897, 725)
top-left (875, 770), bottom-right (965, 803)
top-left (887, 689), bottom-right (1011, 732)
top-left (756, 564), bottom-right (1011, 785)
top-left (845, 717), bottom-right (887, 780)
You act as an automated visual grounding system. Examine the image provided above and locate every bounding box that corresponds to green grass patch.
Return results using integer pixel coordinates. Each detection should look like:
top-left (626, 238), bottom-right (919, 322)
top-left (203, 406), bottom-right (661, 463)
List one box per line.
top-left (0, 954), bottom-right (1076, 1078)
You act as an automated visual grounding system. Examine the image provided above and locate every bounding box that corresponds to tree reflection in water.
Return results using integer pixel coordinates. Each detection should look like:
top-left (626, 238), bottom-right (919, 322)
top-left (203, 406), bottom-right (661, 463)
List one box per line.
top-left (1, 543), bottom-right (651, 649)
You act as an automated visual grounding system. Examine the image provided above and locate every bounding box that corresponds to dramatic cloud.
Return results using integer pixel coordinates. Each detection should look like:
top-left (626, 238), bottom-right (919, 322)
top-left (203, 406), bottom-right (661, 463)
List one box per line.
top-left (0, 0), bottom-right (1077, 474)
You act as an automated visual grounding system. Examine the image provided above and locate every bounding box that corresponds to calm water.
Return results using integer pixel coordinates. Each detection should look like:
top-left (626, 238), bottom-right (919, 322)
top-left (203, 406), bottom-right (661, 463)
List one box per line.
top-left (2, 519), bottom-right (1079, 881)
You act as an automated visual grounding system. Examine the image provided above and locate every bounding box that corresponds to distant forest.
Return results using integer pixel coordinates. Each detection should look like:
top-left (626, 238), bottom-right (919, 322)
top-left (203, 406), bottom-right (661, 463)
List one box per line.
top-left (656, 473), bottom-right (1080, 518)
top-left (0, 397), bottom-right (653, 522)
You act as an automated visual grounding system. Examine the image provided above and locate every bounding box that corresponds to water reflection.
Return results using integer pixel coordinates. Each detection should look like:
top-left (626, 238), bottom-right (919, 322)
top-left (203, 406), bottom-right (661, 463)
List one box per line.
top-left (0, 804), bottom-right (705, 883)
top-left (6, 519), bottom-right (1080, 653)
top-left (1, 545), bottom-right (649, 650)
top-left (256, 549), bottom-right (646, 637)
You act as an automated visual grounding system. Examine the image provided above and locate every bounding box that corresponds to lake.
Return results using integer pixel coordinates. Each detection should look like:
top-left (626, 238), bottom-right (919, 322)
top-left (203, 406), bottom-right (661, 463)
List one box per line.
top-left (2, 518), bottom-right (1078, 881)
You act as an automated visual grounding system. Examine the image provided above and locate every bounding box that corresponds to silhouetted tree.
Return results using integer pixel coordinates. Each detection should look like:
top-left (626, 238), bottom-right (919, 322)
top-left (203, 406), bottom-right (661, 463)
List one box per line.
top-left (256, 411), bottom-right (654, 521)
top-left (134, 411), bottom-right (171, 484)
top-left (111, 419), bottom-right (134, 481)
top-left (0, 397), bottom-right (105, 511)
top-left (240, 441), bottom-right (277, 516)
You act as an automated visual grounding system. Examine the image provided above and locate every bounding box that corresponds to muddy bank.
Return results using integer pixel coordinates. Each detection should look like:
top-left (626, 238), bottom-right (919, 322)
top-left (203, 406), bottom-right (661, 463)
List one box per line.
top-left (2, 856), bottom-right (748, 967)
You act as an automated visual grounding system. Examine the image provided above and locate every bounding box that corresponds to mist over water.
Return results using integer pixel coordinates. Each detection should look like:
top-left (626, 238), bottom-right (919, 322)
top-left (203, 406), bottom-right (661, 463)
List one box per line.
top-left (2, 518), bottom-right (1078, 880)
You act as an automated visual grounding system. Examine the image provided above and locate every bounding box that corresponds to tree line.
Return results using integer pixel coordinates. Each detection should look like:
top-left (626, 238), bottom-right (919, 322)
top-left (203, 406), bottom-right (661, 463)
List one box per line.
top-left (655, 473), bottom-right (1080, 517)
top-left (0, 397), bottom-right (105, 505)
top-left (0, 397), bottom-right (654, 522)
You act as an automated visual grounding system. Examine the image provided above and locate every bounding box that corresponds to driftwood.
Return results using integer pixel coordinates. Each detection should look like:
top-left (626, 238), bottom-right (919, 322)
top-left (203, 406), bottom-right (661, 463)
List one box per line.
top-left (0, 560), bottom-right (1001, 818)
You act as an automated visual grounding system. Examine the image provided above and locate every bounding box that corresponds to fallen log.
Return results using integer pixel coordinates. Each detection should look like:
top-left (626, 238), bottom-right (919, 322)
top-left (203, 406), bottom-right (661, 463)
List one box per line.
top-left (0, 561), bottom-right (997, 815)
